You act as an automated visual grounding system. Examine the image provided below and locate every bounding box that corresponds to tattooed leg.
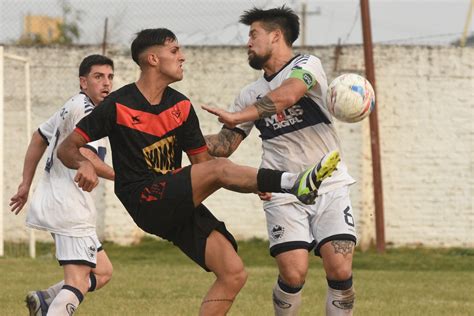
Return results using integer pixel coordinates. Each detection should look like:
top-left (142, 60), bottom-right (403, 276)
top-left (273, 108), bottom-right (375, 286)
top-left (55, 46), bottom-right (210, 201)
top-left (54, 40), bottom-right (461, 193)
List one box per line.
top-left (331, 240), bottom-right (355, 257)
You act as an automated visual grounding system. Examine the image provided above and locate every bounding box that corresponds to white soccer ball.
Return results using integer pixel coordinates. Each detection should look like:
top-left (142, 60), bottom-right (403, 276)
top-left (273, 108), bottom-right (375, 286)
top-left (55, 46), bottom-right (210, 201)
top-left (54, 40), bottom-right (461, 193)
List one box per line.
top-left (326, 73), bottom-right (375, 123)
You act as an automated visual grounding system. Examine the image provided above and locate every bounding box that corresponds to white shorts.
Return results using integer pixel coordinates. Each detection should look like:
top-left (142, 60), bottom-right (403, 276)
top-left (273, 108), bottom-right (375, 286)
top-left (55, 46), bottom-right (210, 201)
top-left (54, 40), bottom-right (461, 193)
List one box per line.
top-left (52, 233), bottom-right (102, 268)
top-left (264, 186), bottom-right (357, 257)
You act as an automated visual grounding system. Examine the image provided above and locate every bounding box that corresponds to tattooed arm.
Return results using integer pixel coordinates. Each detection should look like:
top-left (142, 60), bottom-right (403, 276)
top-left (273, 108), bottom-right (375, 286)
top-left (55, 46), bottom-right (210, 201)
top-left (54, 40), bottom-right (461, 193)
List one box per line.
top-left (205, 128), bottom-right (244, 157)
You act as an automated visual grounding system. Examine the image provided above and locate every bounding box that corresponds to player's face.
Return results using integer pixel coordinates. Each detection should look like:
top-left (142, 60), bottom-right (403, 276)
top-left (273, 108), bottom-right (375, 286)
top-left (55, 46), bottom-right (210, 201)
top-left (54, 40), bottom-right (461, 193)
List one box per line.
top-left (246, 22), bottom-right (273, 70)
top-left (155, 40), bottom-right (185, 82)
top-left (80, 64), bottom-right (114, 105)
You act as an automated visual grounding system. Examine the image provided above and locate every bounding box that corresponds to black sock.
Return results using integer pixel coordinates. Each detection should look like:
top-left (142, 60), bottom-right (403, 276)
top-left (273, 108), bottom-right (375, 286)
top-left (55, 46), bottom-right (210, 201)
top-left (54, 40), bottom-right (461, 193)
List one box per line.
top-left (257, 169), bottom-right (284, 192)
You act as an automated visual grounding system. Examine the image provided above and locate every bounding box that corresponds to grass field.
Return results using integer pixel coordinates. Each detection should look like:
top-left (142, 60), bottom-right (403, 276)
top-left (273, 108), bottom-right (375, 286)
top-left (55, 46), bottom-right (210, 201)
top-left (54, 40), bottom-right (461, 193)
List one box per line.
top-left (1, 238), bottom-right (473, 316)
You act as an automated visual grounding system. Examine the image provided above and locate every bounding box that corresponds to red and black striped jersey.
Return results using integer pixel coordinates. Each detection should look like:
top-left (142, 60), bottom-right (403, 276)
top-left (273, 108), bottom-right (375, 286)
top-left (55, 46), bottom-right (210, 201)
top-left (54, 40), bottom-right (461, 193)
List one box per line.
top-left (75, 83), bottom-right (207, 199)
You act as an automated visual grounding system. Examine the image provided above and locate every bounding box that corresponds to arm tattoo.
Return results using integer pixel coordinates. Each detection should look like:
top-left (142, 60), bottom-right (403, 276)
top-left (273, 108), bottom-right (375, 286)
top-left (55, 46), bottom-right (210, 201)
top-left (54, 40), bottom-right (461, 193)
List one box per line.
top-left (254, 95), bottom-right (277, 118)
top-left (205, 129), bottom-right (242, 157)
top-left (331, 240), bottom-right (355, 257)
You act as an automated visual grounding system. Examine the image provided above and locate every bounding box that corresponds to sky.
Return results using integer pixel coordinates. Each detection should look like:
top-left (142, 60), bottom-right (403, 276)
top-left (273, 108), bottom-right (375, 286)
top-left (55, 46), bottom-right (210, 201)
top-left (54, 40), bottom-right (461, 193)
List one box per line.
top-left (0, 0), bottom-right (472, 46)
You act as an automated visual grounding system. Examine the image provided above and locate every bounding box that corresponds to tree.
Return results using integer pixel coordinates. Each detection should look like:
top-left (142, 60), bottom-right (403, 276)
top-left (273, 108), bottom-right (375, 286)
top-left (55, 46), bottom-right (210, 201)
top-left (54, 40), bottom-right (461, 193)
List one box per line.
top-left (53, 0), bottom-right (82, 45)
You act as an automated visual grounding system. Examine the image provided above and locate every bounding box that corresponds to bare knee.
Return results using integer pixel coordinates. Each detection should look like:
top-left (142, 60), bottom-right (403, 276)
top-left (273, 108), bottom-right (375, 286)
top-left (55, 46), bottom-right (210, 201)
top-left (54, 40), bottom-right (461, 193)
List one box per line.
top-left (219, 264), bottom-right (248, 292)
top-left (326, 264), bottom-right (352, 281)
top-left (280, 269), bottom-right (306, 287)
top-left (276, 250), bottom-right (309, 287)
top-left (96, 264), bottom-right (113, 287)
top-left (212, 158), bottom-right (234, 184)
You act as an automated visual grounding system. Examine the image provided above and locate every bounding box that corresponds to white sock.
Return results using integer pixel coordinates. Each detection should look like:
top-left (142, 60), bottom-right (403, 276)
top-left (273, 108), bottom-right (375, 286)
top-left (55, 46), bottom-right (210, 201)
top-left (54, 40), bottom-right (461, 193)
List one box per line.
top-left (280, 172), bottom-right (298, 190)
top-left (43, 281), bottom-right (65, 305)
top-left (47, 285), bottom-right (83, 316)
top-left (326, 286), bottom-right (355, 316)
top-left (272, 281), bottom-right (302, 316)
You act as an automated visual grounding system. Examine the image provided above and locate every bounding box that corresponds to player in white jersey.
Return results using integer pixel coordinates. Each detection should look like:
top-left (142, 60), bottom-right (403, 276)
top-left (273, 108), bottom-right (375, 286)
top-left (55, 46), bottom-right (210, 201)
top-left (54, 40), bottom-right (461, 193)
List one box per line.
top-left (9, 54), bottom-right (115, 316)
top-left (203, 6), bottom-right (356, 316)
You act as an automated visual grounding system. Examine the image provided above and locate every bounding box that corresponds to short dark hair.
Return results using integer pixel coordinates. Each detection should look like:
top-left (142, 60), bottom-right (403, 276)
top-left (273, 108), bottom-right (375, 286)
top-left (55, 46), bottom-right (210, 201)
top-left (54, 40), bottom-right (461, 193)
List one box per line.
top-left (239, 5), bottom-right (300, 46)
top-left (131, 28), bottom-right (177, 65)
top-left (78, 54), bottom-right (114, 77)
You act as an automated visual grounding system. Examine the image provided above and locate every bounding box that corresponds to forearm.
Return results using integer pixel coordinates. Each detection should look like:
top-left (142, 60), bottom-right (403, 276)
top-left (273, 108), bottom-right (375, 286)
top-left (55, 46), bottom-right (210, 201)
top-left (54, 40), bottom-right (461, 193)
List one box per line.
top-left (205, 129), bottom-right (242, 157)
top-left (79, 147), bottom-right (115, 181)
top-left (188, 151), bottom-right (214, 164)
top-left (57, 132), bottom-right (89, 170)
top-left (251, 78), bottom-right (308, 119)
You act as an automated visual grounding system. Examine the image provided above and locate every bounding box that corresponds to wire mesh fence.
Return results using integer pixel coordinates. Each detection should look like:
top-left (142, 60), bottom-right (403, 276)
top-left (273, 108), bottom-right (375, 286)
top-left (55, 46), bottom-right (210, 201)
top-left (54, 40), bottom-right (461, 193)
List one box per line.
top-left (1, 0), bottom-right (472, 48)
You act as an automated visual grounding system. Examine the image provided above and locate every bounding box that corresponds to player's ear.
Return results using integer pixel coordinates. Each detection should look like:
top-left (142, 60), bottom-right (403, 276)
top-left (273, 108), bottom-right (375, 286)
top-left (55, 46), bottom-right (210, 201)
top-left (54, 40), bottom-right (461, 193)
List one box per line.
top-left (79, 76), bottom-right (87, 90)
top-left (147, 51), bottom-right (159, 66)
top-left (271, 29), bottom-right (282, 44)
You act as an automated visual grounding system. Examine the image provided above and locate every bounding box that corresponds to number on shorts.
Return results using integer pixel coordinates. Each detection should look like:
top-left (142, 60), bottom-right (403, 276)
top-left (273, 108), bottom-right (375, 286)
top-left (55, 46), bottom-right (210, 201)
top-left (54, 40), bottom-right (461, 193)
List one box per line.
top-left (343, 206), bottom-right (354, 227)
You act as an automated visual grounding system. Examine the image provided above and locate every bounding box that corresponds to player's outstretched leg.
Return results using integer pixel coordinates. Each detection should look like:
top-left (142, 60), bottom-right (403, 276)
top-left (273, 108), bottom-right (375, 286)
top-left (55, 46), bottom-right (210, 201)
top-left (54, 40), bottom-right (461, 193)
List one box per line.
top-left (289, 150), bottom-right (341, 205)
top-left (25, 290), bottom-right (49, 316)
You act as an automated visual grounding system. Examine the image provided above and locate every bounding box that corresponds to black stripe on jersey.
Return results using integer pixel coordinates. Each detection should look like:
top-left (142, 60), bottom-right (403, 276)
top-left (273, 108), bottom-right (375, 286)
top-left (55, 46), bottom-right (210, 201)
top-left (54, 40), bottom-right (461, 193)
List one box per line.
top-left (294, 54), bottom-right (310, 65)
top-left (37, 128), bottom-right (50, 145)
top-left (254, 96), bottom-right (331, 140)
top-left (85, 108), bottom-right (93, 114)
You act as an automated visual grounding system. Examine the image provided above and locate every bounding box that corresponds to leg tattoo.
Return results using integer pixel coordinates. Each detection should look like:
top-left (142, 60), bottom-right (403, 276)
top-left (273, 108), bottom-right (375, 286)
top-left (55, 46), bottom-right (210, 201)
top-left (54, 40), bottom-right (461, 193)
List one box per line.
top-left (331, 240), bottom-right (354, 257)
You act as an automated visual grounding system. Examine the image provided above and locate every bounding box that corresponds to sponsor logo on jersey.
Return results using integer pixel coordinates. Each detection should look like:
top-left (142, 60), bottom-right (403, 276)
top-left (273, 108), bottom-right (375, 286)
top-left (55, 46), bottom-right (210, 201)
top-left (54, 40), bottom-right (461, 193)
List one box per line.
top-left (60, 107), bottom-right (69, 120)
top-left (131, 115), bottom-right (141, 124)
top-left (271, 225), bottom-right (285, 239)
top-left (143, 136), bottom-right (176, 174)
top-left (263, 104), bottom-right (304, 130)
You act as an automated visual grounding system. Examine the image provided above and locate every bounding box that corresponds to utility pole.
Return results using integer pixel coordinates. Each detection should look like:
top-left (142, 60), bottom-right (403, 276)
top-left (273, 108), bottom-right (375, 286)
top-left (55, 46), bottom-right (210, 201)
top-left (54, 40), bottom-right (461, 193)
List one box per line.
top-left (360, 0), bottom-right (385, 253)
top-left (460, 0), bottom-right (473, 47)
top-left (300, 1), bottom-right (321, 46)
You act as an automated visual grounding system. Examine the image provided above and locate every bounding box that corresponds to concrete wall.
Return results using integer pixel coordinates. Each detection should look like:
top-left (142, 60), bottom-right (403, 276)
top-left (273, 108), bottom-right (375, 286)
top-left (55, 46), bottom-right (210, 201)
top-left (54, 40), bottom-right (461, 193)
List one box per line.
top-left (2, 44), bottom-right (473, 248)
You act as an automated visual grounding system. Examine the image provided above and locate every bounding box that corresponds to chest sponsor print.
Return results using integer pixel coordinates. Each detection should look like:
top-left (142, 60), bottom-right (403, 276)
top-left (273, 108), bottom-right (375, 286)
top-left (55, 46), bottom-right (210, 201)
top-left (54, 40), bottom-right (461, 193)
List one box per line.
top-left (143, 136), bottom-right (176, 174)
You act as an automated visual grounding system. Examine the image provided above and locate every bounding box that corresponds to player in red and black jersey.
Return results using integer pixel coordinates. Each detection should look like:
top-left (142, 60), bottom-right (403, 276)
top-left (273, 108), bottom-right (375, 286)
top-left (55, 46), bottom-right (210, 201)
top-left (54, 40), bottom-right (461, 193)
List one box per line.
top-left (58, 28), bottom-right (340, 314)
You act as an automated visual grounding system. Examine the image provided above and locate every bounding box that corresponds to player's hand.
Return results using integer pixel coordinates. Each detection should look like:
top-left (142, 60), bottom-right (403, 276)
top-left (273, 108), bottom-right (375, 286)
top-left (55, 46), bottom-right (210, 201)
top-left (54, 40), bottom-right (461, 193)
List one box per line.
top-left (201, 105), bottom-right (238, 129)
top-left (75, 160), bottom-right (99, 192)
top-left (9, 183), bottom-right (30, 215)
top-left (258, 191), bottom-right (272, 201)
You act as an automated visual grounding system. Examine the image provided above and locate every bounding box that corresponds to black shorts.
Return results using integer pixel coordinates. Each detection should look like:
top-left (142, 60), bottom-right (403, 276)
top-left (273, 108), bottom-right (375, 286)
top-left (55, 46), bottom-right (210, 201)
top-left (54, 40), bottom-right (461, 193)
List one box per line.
top-left (128, 166), bottom-right (237, 271)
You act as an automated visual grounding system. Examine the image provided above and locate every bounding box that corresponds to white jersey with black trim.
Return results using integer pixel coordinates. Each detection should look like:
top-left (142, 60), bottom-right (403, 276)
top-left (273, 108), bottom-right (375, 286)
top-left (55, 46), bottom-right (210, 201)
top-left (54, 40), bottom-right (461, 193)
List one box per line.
top-left (230, 54), bottom-right (355, 207)
top-left (26, 92), bottom-right (107, 237)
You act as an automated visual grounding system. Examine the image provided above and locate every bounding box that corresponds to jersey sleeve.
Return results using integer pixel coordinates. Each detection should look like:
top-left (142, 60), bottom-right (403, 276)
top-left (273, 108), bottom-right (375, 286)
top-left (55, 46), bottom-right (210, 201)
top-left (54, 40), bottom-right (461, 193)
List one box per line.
top-left (179, 105), bottom-right (207, 156)
top-left (38, 111), bottom-right (60, 145)
top-left (75, 98), bottom-right (115, 142)
top-left (288, 55), bottom-right (326, 91)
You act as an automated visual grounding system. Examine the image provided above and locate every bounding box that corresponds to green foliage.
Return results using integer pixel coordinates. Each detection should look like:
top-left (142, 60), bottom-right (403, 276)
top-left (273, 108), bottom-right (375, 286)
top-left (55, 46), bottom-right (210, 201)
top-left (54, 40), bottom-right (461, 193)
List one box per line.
top-left (53, 0), bottom-right (82, 45)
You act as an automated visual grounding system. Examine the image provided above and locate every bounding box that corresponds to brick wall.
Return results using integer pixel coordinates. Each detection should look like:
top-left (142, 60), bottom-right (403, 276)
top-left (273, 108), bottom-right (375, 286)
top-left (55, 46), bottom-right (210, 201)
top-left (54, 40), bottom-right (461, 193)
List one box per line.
top-left (2, 45), bottom-right (473, 247)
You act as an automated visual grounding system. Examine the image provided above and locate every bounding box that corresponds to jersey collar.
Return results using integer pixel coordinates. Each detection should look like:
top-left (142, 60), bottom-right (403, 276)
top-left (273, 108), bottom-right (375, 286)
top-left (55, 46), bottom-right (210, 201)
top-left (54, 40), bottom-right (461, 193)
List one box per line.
top-left (263, 54), bottom-right (301, 82)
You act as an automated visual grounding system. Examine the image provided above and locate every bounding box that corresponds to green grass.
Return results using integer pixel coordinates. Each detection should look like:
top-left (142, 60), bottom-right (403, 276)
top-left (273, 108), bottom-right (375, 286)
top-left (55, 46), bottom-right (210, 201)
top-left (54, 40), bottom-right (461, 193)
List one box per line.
top-left (1, 238), bottom-right (473, 315)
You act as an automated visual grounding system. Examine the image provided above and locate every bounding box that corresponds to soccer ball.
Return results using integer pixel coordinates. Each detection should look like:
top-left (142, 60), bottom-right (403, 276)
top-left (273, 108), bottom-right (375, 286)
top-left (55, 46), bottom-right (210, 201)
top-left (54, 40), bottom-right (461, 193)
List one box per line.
top-left (326, 73), bottom-right (375, 123)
